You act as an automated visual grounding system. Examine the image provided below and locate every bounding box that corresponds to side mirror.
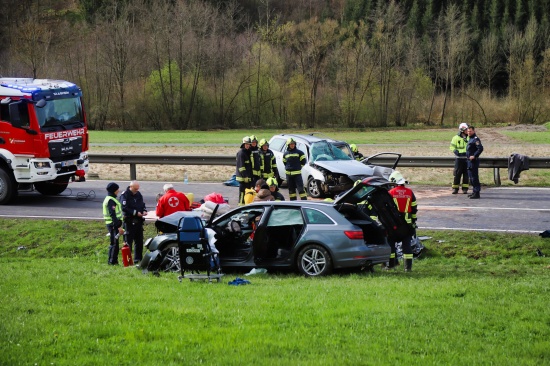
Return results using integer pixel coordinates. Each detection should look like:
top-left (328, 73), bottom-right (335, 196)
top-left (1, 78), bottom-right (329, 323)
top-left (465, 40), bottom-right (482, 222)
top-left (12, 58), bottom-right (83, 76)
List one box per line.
top-left (35, 99), bottom-right (47, 108)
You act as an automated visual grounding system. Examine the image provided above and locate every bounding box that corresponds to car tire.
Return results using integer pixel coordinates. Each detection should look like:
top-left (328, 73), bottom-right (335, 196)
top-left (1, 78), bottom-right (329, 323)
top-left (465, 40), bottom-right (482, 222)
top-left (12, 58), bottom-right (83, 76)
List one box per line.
top-left (160, 243), bottom-right (181, 272)
top-left (306, 177), bottom-right (324, 198)
top-left (297, 244), bottom-right (332, 276)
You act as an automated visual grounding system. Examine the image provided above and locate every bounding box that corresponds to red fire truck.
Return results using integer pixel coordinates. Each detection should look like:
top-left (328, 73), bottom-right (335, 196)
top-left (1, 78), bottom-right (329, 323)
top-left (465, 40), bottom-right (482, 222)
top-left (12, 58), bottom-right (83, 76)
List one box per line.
top-left (0, 78), bottom-right (89, 204)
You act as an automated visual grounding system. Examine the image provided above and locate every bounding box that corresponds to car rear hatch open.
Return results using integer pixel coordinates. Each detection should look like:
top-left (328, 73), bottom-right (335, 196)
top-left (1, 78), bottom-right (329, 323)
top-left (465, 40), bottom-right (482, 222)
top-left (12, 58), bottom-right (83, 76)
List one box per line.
top-left (333, 177), bottom-right (413, 242)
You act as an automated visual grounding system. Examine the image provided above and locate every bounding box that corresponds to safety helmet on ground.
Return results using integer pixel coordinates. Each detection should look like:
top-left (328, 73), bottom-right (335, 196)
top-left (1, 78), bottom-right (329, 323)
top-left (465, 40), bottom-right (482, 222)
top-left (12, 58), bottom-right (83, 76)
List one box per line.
top-left (259, 138), bottom-right (268, 148)
top-left (459, 122), bottom-right (469, 132)
top-left (266, 177), bottom-right (278, 187)
top-left (389, 171), bottom-right (408, 185)
top-left (286, 137), bottom-right (296, 146)
top-left (250, 135), bottom-right (258, 143)
top-left (350, 144), bottom-right (358, 153)
top-left (242, 136), bottom-right (252, 144)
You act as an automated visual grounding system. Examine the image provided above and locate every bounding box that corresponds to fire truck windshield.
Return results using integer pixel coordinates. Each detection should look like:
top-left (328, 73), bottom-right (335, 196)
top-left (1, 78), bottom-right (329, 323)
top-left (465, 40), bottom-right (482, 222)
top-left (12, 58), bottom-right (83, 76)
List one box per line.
top-left (36, 97), bottom-right (83, 129)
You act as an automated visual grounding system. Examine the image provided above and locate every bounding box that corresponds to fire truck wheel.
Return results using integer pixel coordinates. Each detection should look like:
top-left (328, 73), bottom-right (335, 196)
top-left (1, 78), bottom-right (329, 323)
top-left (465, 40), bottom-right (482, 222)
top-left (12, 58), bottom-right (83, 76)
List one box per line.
top-left (34, 176), bottom-right (70, 196)
top-left (0, 168), bottom-right (17, 204)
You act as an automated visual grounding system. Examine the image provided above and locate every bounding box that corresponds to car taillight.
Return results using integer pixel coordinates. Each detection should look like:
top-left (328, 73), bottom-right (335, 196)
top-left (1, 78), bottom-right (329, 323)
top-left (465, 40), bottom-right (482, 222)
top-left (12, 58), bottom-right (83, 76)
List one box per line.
top-left (344, 230), bottom-right (363, 240)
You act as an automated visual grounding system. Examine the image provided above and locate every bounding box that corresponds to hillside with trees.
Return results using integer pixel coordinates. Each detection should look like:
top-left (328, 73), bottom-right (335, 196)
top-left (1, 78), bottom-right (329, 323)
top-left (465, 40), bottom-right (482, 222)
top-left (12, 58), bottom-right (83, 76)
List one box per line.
top-left (0, 0), bottom-right (549, 130)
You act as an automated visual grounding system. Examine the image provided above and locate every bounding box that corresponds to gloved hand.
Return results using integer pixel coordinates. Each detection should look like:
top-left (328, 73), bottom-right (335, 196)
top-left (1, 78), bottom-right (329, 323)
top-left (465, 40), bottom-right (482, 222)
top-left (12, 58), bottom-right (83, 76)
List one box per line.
top-left (453, 149), bottom-right (459, 157)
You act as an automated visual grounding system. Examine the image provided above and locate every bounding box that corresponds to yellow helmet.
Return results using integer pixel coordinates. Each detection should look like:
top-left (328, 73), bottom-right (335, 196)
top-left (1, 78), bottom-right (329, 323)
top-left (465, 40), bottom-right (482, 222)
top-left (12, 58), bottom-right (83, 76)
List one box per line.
top-left (259, 138), bottom-right (268, 148)
top-left (350, 144), bottom-right (358, 153)
top-left (250, 135), bottom-right (258, 143)
top-left (266, 177), bottom-right (278, 187)
top-left (286, 137), bottom-right (296, 146)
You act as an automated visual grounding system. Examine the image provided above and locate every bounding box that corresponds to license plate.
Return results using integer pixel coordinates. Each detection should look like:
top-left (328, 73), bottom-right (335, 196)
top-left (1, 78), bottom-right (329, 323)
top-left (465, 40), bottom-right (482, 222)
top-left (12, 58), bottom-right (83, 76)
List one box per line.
top-left (61, 159), bottom-right (77, 167)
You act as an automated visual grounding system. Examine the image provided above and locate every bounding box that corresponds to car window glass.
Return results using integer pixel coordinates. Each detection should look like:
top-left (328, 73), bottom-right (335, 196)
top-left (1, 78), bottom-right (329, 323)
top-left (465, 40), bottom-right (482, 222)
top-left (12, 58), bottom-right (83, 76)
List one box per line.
top-left (304, 208), bottom-right (334, 224)
top-left (217, 207), bottom-right (265, 229)
top-left (296, 142), bottom-right (308, 158)
top-left (267, 207), bottom-right (304, 226)
top-left (269, 137), bottom-right (286, 152)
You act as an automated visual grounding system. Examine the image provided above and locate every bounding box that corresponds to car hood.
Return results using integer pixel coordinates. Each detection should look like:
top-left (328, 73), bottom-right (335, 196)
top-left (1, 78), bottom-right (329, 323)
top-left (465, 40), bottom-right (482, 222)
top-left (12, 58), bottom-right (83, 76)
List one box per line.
top-left (312, 160), bottom-right (375, 176)
top-left (333, 176), bottom-right (391, 205)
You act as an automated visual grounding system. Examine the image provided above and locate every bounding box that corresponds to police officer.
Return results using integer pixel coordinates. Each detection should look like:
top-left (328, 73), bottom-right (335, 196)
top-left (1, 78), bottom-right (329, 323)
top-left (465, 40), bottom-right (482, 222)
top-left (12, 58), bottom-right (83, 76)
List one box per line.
top-left (103, 182), bottom-right (124, 265)
top-left (466, 126), bottom-right (484, 199)
top-left (249, 135), bottom-right (261, 184)
top-left (266, 177), bottom-right (285, 201)
top-left (449, 122), bottom-right (470, 194)
top-left (350, 144), bottom-right (364, 161)
top-left (120, 181), bottom-right (147, 264)
top-left (258, 138), bottom-right (279, 180)
top-left (283, 137), bottom-right (307, 200)
top-left (236, 136), bottom-right (253, 205)
top-left (387, 171), bottom-right (417, 272)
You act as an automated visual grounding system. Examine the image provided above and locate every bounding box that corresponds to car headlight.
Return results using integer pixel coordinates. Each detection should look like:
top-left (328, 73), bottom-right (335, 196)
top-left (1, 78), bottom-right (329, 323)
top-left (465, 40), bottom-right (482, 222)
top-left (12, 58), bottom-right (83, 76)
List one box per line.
top-left (34, 162), bottom-right (51, 169)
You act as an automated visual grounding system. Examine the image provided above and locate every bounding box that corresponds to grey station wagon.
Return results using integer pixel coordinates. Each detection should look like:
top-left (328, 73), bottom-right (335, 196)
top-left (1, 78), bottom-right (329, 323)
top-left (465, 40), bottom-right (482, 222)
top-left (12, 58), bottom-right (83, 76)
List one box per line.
top-left (140, 177), bottom-right (408, 276)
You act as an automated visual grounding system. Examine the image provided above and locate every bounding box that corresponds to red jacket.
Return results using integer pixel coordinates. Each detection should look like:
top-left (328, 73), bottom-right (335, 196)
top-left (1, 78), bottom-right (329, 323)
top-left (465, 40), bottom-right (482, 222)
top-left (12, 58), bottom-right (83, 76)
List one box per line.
top-left (388, 185), bottom-right (417, 223)
top-left (156, 189), bottom-right (190, 218)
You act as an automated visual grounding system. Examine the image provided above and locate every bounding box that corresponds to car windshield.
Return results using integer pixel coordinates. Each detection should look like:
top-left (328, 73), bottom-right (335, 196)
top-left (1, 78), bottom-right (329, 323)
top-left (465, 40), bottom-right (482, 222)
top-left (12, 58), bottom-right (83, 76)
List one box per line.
top-left (310, 141), bottom-right (353, 162)
top-left (36, 97), bottom-right (83, 128)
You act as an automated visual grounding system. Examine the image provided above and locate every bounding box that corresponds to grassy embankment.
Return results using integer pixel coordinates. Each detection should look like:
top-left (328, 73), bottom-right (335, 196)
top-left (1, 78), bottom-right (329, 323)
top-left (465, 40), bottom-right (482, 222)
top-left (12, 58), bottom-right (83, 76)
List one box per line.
top-left (1, 219), bottom-right (549, 365)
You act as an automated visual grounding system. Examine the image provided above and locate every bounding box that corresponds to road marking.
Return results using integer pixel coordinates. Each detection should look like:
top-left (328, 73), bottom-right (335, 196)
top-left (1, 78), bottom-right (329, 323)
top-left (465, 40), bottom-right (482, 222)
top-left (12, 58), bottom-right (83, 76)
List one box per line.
top-left (422, 205), bottom-right (550, 211)
top-left (419, 226), bottom-right (542, 234)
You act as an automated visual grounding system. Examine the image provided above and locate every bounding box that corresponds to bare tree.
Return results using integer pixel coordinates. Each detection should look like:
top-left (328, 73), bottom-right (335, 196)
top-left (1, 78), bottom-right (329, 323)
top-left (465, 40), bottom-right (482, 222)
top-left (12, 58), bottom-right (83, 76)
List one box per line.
top-left (478, 32), bottom-right (501, 98)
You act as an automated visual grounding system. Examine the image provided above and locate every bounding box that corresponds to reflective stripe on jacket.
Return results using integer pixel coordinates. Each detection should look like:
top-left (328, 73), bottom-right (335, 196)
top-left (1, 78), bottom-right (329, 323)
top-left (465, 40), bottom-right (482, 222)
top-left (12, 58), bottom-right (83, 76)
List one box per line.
top-left (388, 186), bottom-right (417, 224)
top-left (449, 133), bottom-right (468, 156)
top-left (236, 148), bottom-right (252, 183)
top-left (283, 148), bottom-right (306, 175)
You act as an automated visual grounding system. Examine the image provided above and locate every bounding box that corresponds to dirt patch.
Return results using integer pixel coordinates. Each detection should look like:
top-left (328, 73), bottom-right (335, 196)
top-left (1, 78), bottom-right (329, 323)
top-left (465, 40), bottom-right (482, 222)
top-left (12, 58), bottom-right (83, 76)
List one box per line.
top-left (500, 125), bottom-right (548, 132)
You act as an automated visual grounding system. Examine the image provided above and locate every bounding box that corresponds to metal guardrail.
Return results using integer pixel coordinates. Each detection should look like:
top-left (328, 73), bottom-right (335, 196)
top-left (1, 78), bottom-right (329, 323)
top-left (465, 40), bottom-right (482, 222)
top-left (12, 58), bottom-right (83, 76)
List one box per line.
top-left (88, 154), bottom-right (550, 186)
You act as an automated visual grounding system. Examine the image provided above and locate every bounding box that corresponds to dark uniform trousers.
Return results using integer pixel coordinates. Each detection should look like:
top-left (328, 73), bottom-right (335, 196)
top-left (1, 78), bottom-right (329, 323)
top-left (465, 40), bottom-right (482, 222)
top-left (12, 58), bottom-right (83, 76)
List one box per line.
top-left (106, 223), bottom-right (120, 265)
top-left (287, 173), bottom-right (307, 201)
top-left (124, 219), bottom-right (144, 262)
top-left (467, 159), bottom-right (481, 194)
top-left (453, 157), bottom-right (469, 191)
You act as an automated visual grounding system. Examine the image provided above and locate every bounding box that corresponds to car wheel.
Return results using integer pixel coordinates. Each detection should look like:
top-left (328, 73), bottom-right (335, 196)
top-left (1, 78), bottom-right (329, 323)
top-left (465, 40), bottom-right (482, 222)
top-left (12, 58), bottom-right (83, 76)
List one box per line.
top-left (297, 244), bottom-right (332, 276)
top-left (307, 177), bottom-right (323, 198)
top-left (160, 244), bottom-right (181, 272)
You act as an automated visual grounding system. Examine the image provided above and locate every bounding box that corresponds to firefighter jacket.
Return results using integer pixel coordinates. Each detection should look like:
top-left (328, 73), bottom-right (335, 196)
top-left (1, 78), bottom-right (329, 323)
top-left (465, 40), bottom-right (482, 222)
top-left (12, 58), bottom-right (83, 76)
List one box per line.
top-left (353, 152), bottom-right (364, 161)
top-left (466, 134), bottom-right (483, 160)
top-left (156, 189), bottom-right (190, 218)
top-left (270, 188), bottom-right (285, 201)
top-left (103, 195), bottom-right (123, 227)
top-left (449, 133), bottom-right (468, 157)
top-left (283, 147), bottom-right (306, 176)
top-left (260, 148), bottom-right (278, 178)
top-left (236, 147), bottom-right (252, 183)
top-left (250, 146), bottom-right (261, 177)
top-left (120, 187), bottom-right (147, 222)
top-left (388, 185), bottom-right (417, 224)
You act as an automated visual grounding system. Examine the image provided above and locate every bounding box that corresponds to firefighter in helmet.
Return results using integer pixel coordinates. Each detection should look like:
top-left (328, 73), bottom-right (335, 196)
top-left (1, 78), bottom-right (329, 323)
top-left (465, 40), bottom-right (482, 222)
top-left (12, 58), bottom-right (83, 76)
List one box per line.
top-left (350, 144), bottom-right (364, 161)
top-left (449, 122), bottom-right (470, 194)
top-left (282, 137), bottom-right (307, 200)
top-left (387, 171), bottom-right (417, 272)
top-left (249, 135), bottom-right (261, 184)
top-left (236, 136), bottom-right (253, 205)
top-left (266, 177), bottom-right (285, 201)
top-left (259, 138), bottom-right (279, 181)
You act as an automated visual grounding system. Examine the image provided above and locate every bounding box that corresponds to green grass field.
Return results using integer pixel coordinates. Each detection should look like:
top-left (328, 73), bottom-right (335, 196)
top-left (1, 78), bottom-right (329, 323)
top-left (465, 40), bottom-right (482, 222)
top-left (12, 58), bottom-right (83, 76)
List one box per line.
top-left (1, 219), bottom-right (549, 365)
top-left (88, 125), bottom-right (550, 145)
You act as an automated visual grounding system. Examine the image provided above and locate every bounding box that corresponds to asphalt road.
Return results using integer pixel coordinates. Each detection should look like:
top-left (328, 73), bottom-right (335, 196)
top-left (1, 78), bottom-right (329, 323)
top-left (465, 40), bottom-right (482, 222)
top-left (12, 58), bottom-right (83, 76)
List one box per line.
top-left (1, 180), bottom-right (549, 234)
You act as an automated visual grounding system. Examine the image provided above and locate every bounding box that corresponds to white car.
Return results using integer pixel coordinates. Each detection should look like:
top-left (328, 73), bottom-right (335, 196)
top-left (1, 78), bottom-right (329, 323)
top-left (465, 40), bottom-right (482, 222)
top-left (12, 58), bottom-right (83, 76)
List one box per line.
top-left (268, 133), bottom-right (401, 198)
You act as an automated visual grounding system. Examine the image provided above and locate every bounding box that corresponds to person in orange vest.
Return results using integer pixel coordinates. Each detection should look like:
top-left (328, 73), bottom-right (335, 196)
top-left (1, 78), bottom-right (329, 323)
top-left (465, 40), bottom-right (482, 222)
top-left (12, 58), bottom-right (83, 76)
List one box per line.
top-left (387, 171), bottom-right (417, 272)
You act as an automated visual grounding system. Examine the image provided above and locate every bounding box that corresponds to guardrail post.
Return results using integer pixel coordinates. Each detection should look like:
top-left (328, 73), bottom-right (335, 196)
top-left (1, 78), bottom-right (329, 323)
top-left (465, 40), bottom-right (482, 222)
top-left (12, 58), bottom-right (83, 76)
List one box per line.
top-left (493, 168), bottom-right (501, 186)
top-left (130, 164), bottom-right (137, 180)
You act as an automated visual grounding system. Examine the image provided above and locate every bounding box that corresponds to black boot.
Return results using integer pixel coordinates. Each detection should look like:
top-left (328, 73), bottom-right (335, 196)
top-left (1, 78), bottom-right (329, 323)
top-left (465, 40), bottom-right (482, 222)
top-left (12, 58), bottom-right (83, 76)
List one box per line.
top-left (462, 189), bottom-right (468, 194)
top-left (452, 188), bottom-right (458, 194)
top-left (383, 257), bottom-right (397, 270)
top-left (404, 259), bottom-right (413, 272)
top-left (469, 192), bottom-right (480, 199)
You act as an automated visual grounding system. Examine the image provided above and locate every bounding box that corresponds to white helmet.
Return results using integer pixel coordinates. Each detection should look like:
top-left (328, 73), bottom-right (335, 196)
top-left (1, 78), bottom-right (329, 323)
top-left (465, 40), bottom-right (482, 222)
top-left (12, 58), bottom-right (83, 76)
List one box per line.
top-left (389, 171), bottom-right (408, 185)
top-left (459, 123), bottom-right (469, 132)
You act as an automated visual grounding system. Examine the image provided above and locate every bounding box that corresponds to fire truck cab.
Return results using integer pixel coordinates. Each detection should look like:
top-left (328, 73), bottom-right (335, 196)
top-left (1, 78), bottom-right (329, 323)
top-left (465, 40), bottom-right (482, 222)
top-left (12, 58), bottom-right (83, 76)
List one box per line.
top-left (0, 78), bottom-right (89, 204)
